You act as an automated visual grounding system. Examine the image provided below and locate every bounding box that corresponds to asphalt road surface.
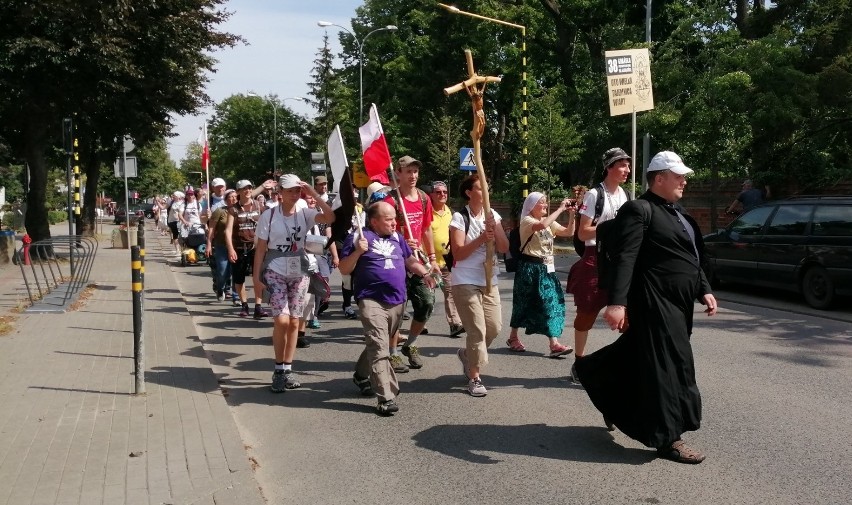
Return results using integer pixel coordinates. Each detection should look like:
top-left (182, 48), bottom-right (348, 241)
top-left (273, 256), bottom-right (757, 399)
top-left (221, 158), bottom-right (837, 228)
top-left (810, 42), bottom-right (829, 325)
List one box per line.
top-left (170, 257), bottom-right (851, 505)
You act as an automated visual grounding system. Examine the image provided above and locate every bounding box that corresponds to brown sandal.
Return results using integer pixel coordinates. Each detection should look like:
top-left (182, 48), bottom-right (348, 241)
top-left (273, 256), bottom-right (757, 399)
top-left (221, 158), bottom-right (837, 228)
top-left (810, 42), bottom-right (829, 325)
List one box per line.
top-left (506, 338), bottom-right (526, 352)
top-left (657, 440), bottom-right (705, 464)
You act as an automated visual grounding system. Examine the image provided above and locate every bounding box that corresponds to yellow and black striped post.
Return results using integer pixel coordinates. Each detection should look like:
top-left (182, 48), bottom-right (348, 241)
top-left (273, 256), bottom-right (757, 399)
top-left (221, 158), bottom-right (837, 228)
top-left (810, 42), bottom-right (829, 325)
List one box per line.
top-left (131, 245), bottom-right (145, 394)
top-left (137, 224), bottom-right (145, 285)
top-left (520, 27), bottom-right (528, 198)
top-left (73, 134), bottom-right (81, 221)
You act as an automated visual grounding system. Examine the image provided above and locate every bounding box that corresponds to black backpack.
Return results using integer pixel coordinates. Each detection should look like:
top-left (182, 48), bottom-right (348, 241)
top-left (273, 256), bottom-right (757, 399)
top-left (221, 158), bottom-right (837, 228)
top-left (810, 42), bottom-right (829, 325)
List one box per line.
top-left (504, 226), bottom-right (534, 273)
top-left (573, 184), bottom-right (632, 256)
top-left (443, 206), bottom-right (470, 272)
top-left (595, 199), bottom-right (652, 290)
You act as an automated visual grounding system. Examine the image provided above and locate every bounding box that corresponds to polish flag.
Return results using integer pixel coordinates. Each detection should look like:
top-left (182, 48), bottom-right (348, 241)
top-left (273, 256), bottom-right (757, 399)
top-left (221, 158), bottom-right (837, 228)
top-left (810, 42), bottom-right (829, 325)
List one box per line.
top-left (358, 104), bottom-right (391, 184)
top-left (198, 123), bottom-right (210, 172)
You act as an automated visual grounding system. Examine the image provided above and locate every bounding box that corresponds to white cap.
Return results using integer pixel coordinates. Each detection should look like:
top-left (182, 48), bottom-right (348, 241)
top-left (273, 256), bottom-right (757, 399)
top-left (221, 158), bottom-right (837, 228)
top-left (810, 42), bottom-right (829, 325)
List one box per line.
top-left (278, 174), bottom-right (302, 189)
top-left (236, 179), bottom-right (253, 189)
top-left (647, 151), bottom-right (694, 175)
top-left (367, 181), bottom-right (387, 196)
top-left (211, 177), bottom-right (226, 188)
top-left (172, 191), bottom-right (185, 199)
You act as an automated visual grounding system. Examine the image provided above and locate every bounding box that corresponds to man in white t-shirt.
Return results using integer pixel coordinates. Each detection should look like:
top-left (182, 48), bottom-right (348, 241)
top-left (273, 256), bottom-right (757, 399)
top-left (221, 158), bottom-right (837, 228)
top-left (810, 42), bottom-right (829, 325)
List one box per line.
top-left (566, 147), bottom-right (631, 384)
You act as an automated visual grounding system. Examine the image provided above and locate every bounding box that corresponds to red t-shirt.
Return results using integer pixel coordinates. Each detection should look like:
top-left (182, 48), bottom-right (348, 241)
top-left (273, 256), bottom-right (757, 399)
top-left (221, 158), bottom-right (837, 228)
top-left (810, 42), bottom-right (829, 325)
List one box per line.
top-left (384, 189), bottom-right (433, 247)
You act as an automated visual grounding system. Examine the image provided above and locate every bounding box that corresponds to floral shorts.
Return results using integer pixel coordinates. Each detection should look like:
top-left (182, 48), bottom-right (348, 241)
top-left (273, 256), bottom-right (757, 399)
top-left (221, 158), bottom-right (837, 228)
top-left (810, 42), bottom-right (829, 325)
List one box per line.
top-left (263, 270), bottom-right (309, 318)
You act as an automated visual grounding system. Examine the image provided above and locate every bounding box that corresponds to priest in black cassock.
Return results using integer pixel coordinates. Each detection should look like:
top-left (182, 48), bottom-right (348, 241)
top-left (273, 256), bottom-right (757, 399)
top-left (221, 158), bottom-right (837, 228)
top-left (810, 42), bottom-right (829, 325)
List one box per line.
top-left (575, 151), bottom-right (718, 464)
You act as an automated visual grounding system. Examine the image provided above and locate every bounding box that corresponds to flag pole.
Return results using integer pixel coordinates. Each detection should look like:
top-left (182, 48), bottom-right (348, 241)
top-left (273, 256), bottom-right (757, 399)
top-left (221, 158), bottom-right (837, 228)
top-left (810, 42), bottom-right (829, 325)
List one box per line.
top-left (372, 105), bottom-right (413, 240)
top-left (202, 122), bottom-right (211, 210)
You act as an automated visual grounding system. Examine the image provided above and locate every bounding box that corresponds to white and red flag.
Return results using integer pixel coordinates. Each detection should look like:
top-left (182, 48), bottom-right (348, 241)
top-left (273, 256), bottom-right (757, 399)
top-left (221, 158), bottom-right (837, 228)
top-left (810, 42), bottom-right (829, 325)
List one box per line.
top-left (198, 123), bottom-right (210, 172)
top-left (358, 103), bottom-right (391, 184)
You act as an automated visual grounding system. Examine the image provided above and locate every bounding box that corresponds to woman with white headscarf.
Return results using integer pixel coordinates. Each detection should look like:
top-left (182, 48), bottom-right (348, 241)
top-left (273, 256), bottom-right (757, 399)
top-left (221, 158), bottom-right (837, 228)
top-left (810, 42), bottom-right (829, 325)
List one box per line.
top-left (506, 192), bottom-right (577, 356)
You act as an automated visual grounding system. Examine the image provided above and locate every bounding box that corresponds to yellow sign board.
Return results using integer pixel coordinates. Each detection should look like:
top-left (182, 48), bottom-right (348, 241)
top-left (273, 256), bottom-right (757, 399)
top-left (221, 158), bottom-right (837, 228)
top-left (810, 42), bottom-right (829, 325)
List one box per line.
top-left (352, 160), bottom-right (371, 188)
top-left (604, 48), bottom-right (654, 117)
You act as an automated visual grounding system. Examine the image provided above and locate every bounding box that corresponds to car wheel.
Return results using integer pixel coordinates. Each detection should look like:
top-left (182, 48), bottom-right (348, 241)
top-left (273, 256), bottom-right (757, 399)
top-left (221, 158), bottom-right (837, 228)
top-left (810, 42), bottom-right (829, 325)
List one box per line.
top-left (801, 266), bottom-right (835, 310)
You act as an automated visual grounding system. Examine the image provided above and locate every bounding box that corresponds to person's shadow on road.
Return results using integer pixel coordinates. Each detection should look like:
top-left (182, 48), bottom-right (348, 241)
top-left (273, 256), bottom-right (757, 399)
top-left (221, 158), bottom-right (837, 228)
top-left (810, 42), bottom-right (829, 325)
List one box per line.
top-left (412, 423), bottom-right (655, 465)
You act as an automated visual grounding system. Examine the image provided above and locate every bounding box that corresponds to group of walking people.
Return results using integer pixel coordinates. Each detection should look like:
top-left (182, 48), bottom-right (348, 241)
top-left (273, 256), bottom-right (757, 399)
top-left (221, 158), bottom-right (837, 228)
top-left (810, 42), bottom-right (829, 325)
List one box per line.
top-left (160, 146), bottom-right (717, 465)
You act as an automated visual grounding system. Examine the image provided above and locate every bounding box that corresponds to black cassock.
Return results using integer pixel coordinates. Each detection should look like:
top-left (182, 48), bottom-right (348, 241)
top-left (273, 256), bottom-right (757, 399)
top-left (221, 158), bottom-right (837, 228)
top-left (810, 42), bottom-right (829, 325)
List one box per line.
top-left (576, 191), bottom-right (712, 448)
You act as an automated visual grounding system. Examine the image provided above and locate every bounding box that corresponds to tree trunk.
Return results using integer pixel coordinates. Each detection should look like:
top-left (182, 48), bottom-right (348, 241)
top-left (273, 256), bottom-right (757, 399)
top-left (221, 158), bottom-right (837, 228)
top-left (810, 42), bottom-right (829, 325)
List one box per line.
top-left (78, 149), bottom-right (102, 238)
top-left (539, 0), bottom-right (579, 103)
top-left (23, 125), bottom-right (50, 243)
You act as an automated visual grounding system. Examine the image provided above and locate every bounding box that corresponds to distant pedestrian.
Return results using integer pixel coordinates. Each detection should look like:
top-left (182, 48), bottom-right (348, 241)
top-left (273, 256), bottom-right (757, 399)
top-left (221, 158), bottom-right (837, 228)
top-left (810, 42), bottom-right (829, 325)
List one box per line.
top-left (339, 201), bottom-right (436, 415)
top-left (726, 178), bottom-right (770, 214)
top-left (225, 180), bottom-right (268, 319)
top-left (450, 174), bottom-right (509, 397)
top-left (576, 150), bottom-right (717, 464)
top-left (254, 174), bottom-right (335, 393)
top-left (206, 189), bottom-right (237, 301)
top-left (506, 192), bottom-right (576, 355)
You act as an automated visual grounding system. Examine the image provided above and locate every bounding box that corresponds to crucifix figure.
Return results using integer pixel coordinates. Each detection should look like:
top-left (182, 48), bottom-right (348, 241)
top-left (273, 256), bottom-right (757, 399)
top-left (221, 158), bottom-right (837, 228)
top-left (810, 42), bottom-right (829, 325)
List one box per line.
top-left (444, 49), bottom-right (502, 289)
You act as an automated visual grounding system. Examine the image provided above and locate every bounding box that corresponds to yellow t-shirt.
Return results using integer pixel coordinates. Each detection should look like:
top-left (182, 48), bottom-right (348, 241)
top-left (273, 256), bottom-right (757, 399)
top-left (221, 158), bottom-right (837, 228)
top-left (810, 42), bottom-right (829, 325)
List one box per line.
top-left (431, 207), bottom-right (454, 268)
top-left (519, 215), bottom-right (566, 258)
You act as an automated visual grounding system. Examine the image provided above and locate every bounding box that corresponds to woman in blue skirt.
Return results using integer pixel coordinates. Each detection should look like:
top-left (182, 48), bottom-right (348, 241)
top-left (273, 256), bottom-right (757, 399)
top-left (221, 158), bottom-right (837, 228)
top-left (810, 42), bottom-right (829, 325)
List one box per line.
top-left (507, 192), bottom-right (577, 356)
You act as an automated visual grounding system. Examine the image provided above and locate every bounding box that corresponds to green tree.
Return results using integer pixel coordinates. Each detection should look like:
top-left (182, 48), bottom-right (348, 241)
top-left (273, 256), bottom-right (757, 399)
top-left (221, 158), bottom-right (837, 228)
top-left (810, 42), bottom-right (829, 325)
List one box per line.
top-left (208, 94), bottom-right (312, 184)
top-left (423, 109), bottom-right (465, 196)
top-left (307, 34), bottom-right (356, 155)
top-left (0, 0), bottom-right (240, 241)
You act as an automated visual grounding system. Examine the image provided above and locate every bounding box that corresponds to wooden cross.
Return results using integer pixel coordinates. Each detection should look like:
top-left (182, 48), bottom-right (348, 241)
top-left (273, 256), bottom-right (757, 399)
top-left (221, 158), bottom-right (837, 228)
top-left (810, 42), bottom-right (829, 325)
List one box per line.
top-left (444, 50), bottom-right (501, 289)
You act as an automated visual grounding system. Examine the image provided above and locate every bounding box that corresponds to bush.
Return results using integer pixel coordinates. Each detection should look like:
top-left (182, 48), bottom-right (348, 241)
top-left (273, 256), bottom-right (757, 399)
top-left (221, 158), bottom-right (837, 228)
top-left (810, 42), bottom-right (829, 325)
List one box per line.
top-left (47, 210), bottom-right (67, 224)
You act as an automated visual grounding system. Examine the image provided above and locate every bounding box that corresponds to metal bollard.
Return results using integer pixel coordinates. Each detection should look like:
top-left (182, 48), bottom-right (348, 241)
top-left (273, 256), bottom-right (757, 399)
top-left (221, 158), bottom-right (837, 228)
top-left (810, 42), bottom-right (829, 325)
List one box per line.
top-left (137, 224), bottom-right (145, 284)
top-left (131, 246), bottom-right (145, 394)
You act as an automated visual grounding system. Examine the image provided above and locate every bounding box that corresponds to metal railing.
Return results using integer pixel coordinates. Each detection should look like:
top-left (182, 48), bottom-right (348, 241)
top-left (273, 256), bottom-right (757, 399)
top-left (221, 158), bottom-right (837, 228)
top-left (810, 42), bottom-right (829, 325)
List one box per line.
top-left (14, 235), bottom-right (98, 310)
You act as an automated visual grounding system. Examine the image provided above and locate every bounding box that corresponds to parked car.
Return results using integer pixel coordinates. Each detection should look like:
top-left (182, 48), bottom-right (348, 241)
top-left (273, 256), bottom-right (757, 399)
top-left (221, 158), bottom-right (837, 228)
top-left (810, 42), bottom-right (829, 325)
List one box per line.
top-left (113, 205), bottom-right (146, 225)
top-left (702, 196), bottom-right (852, 309)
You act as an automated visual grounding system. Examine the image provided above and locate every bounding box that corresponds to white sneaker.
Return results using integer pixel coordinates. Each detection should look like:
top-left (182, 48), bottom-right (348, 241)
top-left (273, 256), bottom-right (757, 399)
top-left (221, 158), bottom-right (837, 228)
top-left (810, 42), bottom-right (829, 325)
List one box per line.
top-left (467, 378), bottom-right (487, 397)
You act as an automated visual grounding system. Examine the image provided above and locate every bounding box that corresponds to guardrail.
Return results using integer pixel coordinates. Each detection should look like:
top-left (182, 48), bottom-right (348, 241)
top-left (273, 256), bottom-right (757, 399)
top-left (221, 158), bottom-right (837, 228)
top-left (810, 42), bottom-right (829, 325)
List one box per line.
top-left (14, 235), bottom-right (98, 311)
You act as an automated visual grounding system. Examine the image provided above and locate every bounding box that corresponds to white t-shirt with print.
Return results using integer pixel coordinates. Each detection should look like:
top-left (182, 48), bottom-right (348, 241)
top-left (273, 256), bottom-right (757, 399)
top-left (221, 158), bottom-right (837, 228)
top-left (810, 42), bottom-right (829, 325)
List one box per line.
top-left (579, 186), bottom-right (628, 247)
top-left (255, 206), bottom-right (320, 276)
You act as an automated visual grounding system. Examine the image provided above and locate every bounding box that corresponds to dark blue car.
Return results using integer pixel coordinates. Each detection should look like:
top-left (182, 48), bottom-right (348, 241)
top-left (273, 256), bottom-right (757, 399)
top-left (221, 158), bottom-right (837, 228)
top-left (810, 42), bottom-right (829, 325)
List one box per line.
top-left (702, 196), bottom-right (852, 309)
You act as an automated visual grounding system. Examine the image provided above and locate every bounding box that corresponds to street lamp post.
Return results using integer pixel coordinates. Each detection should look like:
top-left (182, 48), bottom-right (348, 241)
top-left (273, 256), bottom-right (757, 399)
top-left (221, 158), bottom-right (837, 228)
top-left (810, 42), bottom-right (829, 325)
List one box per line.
top-left (437, 4), bottom-right (529, 198)
top-left (317, 21), bottom-right (398, 123)
top-left (248, 93), bottom-right (305, 172)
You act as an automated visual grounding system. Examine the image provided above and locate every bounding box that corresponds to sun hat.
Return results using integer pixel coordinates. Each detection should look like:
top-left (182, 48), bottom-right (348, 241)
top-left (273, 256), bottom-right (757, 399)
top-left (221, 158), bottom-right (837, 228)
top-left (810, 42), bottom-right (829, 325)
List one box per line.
top-left (647, 151), bottom-right (694, 175)
top-left (602, 147), bottom-right (631, 169)
top-left (314, 175), bottom-right (328, 184)
top-left (278, 174), bottom-right (302, 189)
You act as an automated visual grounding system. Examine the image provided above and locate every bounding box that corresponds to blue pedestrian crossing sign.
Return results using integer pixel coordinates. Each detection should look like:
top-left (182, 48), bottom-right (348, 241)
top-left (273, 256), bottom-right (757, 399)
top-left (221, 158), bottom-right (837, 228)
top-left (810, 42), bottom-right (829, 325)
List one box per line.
top-left (459, 148), bottom-right (477, 171)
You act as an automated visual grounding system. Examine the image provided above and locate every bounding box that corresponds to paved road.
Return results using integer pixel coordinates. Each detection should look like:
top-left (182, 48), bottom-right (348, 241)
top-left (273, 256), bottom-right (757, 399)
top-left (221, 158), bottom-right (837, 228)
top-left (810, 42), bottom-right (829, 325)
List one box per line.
top-left (161, 235), bottom-right (851, 505)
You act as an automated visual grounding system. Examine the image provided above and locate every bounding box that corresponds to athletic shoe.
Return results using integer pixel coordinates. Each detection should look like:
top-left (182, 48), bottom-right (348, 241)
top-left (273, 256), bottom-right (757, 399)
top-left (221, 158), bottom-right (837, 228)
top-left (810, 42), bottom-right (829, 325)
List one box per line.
top-left (296, 336), bottom-right (311, 349)
top-left (389, 354), bottom-right (409, 373)
top-left (376, 399), bottom-right (399, 416)
top-left (549, 343), bottom-right (574, 358)
top-left (456, 348), bottom-right (469, 379)
top-left (216, 290), bottom-right (225, 302)
top-left (343, 306), bottom-right (358, 320)
top-left (467, 378), bottom-right (487, 397)
top-left (317, 300), bottom-right (329, 317)
top-left (352, 374), bottom-right (374, 397)
top-left (402, 312), bottom-right (411, 321)
top-left (570, 361), bottom-right (582, 386)
top-left (231, 293), bottom-right (240, 306)
top-left (401, 345), bottom-right (424, 369)
top-left (239, 305), bottom-right (250, 318)
top-left (449, 324), bottom-right (465, 338)
top-left (306, 319), bottom-right (321, 329)
top-left (283, 370), bottom-right (301, 389)
top-left (254, 306), bottom-right (270, 320)
top-left (270, 370), bottom-right (287, 393)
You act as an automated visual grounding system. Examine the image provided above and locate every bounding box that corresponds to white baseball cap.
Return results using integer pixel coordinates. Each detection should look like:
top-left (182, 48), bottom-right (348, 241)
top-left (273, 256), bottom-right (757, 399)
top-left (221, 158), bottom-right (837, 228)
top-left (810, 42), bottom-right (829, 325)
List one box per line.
top-left (236, 179), bottom-right (253, 189)
top-left (211, 177), bottom-right (226, 188)
top-left (278, 174), bottom-right (302, 189)
top-left (647, 151), bottom-right (694, 175)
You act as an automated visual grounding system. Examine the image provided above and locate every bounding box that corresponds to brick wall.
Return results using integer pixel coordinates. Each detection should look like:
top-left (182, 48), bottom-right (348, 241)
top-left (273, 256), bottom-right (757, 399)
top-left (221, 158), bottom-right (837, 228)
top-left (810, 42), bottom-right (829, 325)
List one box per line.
top-left (488, 180), bottom-right (852, 234)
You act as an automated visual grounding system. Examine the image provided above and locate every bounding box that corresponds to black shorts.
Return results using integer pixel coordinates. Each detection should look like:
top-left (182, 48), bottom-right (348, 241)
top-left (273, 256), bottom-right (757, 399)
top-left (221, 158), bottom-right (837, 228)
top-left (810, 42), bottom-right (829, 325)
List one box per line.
top-left (231, 248), bottom-right (255, 285)
top-left (168, 221), bottom-right (179, 240)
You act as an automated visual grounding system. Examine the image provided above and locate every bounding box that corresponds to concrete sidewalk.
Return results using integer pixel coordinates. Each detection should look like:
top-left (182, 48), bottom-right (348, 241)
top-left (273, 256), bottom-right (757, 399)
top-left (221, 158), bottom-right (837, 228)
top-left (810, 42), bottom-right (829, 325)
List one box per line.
top-left (0, 223), bottom-right (265, 505)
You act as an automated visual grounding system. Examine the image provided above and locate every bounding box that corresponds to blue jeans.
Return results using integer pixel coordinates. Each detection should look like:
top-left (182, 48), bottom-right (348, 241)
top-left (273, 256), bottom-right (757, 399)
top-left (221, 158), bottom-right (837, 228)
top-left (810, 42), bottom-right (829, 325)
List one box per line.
top-left (212, 246), bottom-right (232, 293)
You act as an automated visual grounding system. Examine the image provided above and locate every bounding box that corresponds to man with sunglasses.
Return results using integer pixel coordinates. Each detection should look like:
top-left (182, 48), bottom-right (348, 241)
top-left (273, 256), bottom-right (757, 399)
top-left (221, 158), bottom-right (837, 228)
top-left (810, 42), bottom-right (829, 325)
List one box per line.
top-left (428, 181), bottom-right (465, 338)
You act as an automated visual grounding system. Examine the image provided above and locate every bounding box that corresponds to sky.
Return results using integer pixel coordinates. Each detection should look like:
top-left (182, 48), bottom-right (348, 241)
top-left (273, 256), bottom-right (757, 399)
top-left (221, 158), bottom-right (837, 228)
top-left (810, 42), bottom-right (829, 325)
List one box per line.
top-left (167, 0), bottom-right (364, 164)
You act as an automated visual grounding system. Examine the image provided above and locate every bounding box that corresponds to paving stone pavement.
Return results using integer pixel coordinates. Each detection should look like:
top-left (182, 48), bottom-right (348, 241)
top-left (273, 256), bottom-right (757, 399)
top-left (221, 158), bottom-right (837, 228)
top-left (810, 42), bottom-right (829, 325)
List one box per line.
top-left (0, 223), bottom-right (265, 505)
